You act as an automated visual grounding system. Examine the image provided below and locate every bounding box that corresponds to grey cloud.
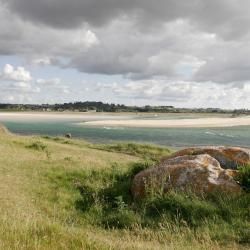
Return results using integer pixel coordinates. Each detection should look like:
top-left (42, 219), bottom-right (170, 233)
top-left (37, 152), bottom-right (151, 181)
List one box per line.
top-left (3, 0), bottom-right (250, 39)
top-left (0, 0), bottom-right (250, 107)
top-left (0, 4), bottom-right (99, 59)
top-left (194, 39), bottom-right (250, 83)
top-left (69, 19), bottom-right (209, 79)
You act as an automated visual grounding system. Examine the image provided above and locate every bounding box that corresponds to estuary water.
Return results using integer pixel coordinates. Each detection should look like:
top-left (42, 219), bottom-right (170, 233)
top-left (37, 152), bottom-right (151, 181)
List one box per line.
top-left (0, 112), bottom-right (250, 148)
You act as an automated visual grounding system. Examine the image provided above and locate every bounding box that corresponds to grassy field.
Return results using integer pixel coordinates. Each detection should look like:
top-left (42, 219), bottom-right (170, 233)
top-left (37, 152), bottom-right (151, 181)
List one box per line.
top-left (0, 125), bottom-right (249, 249)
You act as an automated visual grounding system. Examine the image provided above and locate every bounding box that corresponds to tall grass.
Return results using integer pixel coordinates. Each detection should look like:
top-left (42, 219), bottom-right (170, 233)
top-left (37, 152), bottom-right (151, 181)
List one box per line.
top-left (0, 126), bottom-right (249, 249)
top-left (235, 165), bottom-right (250, 190)
top-left (92, 142), bottom-right (172, 161)
top-left (26, 140), bottom-right (51, 159)
top-left (74, 162), bottom-right (250, 245)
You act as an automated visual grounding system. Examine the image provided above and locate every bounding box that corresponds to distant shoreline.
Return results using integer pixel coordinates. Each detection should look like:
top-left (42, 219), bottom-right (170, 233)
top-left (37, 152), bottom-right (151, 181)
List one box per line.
top-left (1, 112), bottom-right (250, 128)
top-left (0, 111), bottom-right (134, 121)
top-left (82, 117), bottom-right (250, 128)
top-left (0, 111), bottom-right (235, 119)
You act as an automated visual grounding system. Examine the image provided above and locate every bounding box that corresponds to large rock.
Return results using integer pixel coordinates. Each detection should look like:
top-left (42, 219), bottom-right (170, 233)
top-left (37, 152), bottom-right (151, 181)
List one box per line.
top-left (165, 146), bottom-right (250, 169)
top-left (131, 154), bottom-right (241, 198)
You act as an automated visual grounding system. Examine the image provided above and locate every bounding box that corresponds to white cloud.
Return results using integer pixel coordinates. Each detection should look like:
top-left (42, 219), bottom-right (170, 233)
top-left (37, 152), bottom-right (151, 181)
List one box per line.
top-left (96, 80), bottom-right (250, 109)
top-left (13, 82), bottom-right (30, 88)
top-left (36, 77), bottom-right (70, 94)
top-left (29, 57), bottom-right (52, 66)
top-left (0, 63), bottom-right (71, 103)
top-left (36, 78), bottom-right (61, 85)
top-left (0, 64), bottom-right (32, 82)
top-left (72, 29), bottom-right (99, 49)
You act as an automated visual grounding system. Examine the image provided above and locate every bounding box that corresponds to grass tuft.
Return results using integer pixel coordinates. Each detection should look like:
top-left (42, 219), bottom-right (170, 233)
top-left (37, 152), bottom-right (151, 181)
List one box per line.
top-left (92, 142), bottom-right (172, 161)
top-left (26, 141), bottom-right (48, 151)
top-left (235, 165), bottom-right (250, 191)
top-left (75, 162), bottom-right (250, 245)
top-left (26, 141), bottom-right (51, 159)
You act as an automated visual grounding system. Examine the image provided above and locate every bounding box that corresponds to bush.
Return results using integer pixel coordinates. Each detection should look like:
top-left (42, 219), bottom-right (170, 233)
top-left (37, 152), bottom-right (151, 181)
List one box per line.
top-left (26, 141), bottom-right (51, 159)
top-left (74, 161), bottom-right (250, 245)
top-left (143, 191), bottom-right (220, 227)
top-left (235, 165), bottom-right (250, 190)
top-left (92, 143), bottom-right (172, 161)
top-left (26, 141), bottom-right (47, 151)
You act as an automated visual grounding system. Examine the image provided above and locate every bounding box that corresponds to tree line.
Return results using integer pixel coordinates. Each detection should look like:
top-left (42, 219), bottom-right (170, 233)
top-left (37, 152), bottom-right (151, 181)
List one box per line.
top-left (0, 101), bottom-right (249, 114)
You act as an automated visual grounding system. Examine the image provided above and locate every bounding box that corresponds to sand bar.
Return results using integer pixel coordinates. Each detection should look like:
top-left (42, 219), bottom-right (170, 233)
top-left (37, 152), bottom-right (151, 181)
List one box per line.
top-left (1, 112), bottom-right (250, 128)
top-left (83, 117), bottom-right (250, 128)
top-left (0, 112), bottom-right (133, 122)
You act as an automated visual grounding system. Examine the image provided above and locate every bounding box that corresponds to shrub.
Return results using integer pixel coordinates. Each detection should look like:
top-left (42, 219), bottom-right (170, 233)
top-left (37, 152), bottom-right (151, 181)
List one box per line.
top-left (75, 160), bottom-right (250, 245)
top-left (93, 142), bottom-right (172, 161)
top-left (26, 141), bottom-right (51, 159)
top-left (26, 141), bottom-right (47, 151)
top-left (235, 165), bottom-right (250, 190)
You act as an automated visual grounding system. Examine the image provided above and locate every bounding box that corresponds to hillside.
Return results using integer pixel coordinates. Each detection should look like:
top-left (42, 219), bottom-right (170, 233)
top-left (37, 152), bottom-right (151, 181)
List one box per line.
top-left (0, 127), bottom-right (249, 249)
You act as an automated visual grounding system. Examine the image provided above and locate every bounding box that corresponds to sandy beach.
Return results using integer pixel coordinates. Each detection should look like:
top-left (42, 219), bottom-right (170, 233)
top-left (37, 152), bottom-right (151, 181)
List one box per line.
top-left (0, 112), bottom-right (133, 122)
top-left (83, 117), bottom-right (250, 128)
top-left (1, 112), bottom-right (250, 128)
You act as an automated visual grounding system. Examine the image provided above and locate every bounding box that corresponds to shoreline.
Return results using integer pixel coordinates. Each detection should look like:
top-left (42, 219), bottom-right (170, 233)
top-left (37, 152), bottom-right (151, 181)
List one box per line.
top-left (82, 117), bottom-right (250, 128)
top-left (0, 112), bottom-right (135, 121)
top-left (1, 112), bottom-right (250, 128)
top-left (0, 111), bottom-right (234, 121)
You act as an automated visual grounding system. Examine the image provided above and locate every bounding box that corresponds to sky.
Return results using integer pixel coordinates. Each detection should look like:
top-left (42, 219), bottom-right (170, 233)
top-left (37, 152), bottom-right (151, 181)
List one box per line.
top-left (0, 0), bottom-right (250, 108)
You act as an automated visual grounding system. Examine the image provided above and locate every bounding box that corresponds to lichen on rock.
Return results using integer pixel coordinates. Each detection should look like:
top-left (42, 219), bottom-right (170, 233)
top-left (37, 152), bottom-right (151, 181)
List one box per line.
top-left (131, 147), bottom-right (248, 198)
top-left (167, 146), bottom-right (250, 169)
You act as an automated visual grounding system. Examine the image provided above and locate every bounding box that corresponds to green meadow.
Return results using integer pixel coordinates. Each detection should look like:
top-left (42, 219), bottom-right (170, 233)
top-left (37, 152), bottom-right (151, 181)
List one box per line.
top-left (0, 125), bottom-right (249, 250)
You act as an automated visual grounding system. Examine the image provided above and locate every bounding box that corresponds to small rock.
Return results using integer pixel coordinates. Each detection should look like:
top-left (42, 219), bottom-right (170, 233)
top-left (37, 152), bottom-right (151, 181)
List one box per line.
top-left (65, 133), bottom-right (72, 139)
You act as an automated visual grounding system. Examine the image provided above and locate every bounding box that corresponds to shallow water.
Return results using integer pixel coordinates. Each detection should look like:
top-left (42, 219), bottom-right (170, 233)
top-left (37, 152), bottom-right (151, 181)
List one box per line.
top-left (1, 113), bottom-right (250, 148)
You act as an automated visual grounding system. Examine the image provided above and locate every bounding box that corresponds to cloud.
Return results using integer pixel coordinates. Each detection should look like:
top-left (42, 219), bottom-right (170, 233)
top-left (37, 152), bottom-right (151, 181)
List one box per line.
top-left (0, 4), bottom-right (99, 58)
top-left (0, 79), bottom-right (40, 103)
top-left (4, 0), bottom-right (250, 40)
top-left (96, 80), bottom-right (250, 109)
top-left (36, 78), bottom-right (61, 85)
top-left (98, 80), bottom-right (196, 102)
top-left (0, 63), bottom-right (71, 103)
top-left (29, 57), bottom-right (52, 66)
top-left (0, 1), bottom-right (250, 107)
top-left (70, 19), bottom-right (213, 79)
top-left (36, 78), bottom-right (70, 94)
top-left (0, 1), bottom-right (249, 85)
top-left (0, 64), bottom-right (32, 82)
top-left (193, 38), bottom-right (250, 83)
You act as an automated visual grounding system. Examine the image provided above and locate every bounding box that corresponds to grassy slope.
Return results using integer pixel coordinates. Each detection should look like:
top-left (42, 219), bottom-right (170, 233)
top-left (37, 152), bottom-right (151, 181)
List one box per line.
top-left (0, 128), bottom-right (249, 249)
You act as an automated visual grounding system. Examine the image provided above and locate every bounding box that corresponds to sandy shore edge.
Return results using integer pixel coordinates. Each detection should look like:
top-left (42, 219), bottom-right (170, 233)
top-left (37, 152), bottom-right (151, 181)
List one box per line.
top-left (1, 112), bottom-right (250, 128)
top-left (82, 117), bottom-right (250, 128)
